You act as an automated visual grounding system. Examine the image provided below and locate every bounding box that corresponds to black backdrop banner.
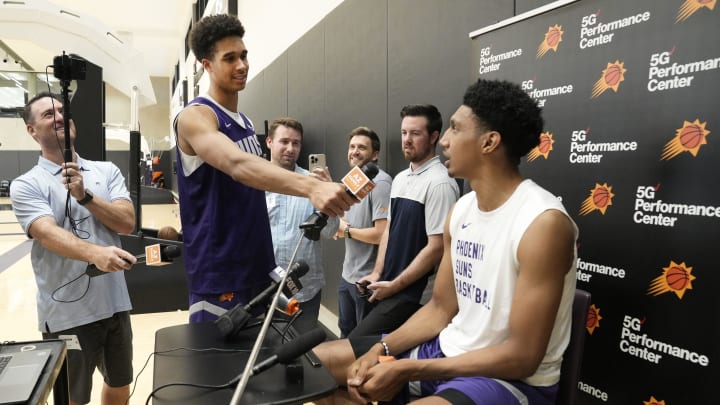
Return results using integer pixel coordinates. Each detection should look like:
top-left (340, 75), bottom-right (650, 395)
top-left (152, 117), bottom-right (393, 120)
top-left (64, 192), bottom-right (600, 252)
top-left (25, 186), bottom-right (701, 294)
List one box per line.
top-left (470, 0), bottom-right (718, 403)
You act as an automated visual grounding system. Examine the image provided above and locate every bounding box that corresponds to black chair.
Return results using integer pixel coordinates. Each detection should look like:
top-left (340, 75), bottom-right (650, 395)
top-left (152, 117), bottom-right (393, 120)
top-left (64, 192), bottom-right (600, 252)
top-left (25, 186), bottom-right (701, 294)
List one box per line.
top-left (556, 289), bottom-right (592, 405)
top-left (0, 179), bottom-right (10, 197)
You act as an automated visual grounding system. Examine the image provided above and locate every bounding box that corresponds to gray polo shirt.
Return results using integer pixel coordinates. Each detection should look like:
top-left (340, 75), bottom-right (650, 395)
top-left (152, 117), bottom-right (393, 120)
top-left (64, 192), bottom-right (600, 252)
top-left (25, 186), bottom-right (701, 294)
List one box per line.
top-left (10, 154), bottom-right (132, 332)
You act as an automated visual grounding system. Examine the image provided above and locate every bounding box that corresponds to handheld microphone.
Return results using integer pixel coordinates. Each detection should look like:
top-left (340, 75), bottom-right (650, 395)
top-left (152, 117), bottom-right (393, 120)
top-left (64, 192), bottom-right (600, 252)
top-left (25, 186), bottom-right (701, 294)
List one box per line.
top-left (85, 244), bottom-right (181, 277)
top-left (216, 261), bottom-right (309, 338)
top-left (301, 162), bottom-right (379, 240)
top-left (341, 162), bottom-right (379, 199)
top-left (251, 328), bottom-right (326, 376)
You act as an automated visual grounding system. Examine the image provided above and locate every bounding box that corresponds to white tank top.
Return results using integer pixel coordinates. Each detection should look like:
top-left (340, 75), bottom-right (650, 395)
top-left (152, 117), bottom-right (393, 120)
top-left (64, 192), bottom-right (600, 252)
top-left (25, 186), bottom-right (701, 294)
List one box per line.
top-left (438, 179), bottom-right (578, 386)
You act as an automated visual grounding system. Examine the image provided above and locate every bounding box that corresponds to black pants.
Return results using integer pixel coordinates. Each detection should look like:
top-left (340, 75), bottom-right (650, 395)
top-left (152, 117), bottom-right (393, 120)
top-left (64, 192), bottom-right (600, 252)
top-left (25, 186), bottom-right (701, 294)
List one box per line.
top-left (347, 296), bottom-right (422, 338)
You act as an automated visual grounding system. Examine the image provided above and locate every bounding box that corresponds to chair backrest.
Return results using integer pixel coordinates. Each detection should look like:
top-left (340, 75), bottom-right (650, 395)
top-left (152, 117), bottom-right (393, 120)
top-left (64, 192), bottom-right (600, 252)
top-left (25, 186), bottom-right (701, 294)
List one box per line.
top-left (556, 288), bottom-right (591, 405)
top-left (0, 180), bottom-right (9, 197)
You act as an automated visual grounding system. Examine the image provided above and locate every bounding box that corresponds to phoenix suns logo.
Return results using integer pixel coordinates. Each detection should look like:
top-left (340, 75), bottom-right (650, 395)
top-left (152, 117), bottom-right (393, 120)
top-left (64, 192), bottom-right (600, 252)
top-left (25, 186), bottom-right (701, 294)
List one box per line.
top-left (645, 396), bottom-right (666, 405)
top-left (648, 260), bottom-right (696, 299)
top-left (660, 119), bottom-right (710, 160)
top-left (586, 304), bottom-right (602, 334)
top-left (537, 25), bottom-right (563, 59)
top-left (591, 60), bottom-right (627, 98)
top-left (579, 183), bottom-right (614, 215)
top-left (677, 0), bottom-right (716, 22)
top-left (527, 132), bottom-right (554, 162)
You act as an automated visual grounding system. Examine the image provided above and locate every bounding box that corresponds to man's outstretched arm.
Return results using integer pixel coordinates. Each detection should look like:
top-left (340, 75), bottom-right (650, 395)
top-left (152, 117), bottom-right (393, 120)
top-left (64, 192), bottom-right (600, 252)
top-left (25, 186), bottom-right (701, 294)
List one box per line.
top-left (176, 105), bottom-right (355, 216)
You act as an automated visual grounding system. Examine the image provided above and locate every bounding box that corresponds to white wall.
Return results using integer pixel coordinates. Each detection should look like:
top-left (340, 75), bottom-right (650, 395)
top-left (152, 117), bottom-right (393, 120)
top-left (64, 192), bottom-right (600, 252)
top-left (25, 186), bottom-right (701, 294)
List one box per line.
top-left (237, 0), bottom-right (345, 83)
top-left (172, 0), bottom-right (345, 118)
top-left (0, 76), bottom-right (169, 152)
top-left (2, 1), bottom-right (343, 152)
top-left (0, 118), bottom-right (34, 150)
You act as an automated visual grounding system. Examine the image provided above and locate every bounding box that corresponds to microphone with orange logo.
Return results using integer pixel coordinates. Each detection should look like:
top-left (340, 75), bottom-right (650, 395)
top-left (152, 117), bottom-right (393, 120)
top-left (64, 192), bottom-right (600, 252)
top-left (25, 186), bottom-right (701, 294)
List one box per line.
top-left (85, 244), bottom-right (181, 277)
top-left (215, 261), bottom-right (309, 339)
top-left (301, 162), bottom-right (379, 240)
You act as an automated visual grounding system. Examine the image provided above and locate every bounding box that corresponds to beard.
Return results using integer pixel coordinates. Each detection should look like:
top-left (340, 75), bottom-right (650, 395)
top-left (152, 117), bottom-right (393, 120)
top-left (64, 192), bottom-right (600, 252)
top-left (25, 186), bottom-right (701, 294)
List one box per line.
top-left (349, 156), bottom-right (373, 167)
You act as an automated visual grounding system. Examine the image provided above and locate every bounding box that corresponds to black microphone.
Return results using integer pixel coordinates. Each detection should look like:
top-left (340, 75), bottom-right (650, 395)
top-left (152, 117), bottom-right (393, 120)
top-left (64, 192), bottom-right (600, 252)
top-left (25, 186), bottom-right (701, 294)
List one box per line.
top-left (85, 244), bottom-right (181, 277)
top-left (251, 328), bottom-right (326, 376)
top-left (301, 162), bottom-right (380, 240)
top-left (245, 261), bottom-right (309, 313)
top-left (215, 261), bottom-right (309, 339)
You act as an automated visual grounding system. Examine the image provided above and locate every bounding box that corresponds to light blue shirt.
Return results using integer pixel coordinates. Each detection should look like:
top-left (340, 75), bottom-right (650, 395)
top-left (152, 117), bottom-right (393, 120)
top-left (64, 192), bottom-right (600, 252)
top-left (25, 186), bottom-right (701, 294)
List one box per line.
top-left (265, 165), bottom-right (339, 302)
top-left (10, 154), bottom-right (133, 332)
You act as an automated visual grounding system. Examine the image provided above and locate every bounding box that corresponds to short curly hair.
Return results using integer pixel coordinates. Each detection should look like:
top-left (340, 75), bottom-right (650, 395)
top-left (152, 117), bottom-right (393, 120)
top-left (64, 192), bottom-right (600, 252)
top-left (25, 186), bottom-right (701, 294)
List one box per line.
top-left (463, 79), bottom-right (543, 164)
top-left (189, 14), bottom-right (245, 61)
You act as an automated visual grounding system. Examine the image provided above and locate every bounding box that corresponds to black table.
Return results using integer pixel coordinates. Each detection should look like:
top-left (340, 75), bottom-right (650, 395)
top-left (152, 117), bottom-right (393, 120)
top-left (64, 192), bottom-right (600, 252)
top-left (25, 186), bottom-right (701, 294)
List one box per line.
top-left (1, 339), bottom-right (69, 405)
top-left (152, 322), bottom-right (337, 404)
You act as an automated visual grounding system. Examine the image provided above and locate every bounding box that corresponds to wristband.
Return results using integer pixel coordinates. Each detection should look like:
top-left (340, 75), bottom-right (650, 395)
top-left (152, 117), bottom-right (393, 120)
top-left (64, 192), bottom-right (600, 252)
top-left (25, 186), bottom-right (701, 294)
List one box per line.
top-left (379, 340), bottom-right (390, 356)
top-left (344, 225), bottom-right (352, 239)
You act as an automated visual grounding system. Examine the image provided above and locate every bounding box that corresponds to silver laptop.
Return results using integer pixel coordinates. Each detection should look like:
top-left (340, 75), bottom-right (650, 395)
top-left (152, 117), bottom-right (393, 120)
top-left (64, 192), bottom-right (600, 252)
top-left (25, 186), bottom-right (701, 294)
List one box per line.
top-left (0, 346), bottom-right (52, 404)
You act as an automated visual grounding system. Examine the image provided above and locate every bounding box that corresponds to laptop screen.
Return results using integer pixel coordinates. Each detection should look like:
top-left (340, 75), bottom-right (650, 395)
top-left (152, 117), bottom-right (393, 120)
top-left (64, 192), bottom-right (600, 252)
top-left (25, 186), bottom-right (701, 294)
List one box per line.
top-left (0, 347), bottom-right (52, 404)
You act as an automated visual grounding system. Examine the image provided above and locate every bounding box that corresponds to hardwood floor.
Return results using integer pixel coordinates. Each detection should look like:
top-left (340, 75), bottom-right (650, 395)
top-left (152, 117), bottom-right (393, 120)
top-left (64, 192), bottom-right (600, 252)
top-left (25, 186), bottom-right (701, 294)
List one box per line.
top-left (0, 200), bottom-right (189, 404)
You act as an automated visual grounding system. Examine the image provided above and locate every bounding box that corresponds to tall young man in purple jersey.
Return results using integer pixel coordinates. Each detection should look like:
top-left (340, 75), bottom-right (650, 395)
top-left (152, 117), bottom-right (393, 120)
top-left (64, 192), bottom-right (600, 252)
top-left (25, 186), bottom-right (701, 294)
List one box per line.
top-left (174, 14), bottom-right (356, 322)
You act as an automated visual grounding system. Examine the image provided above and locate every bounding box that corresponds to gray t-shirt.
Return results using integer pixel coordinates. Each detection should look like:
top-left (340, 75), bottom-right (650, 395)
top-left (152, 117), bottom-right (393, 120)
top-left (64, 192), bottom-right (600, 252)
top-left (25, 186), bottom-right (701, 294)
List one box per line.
top-left (341, 168), bottom-right (392, 283)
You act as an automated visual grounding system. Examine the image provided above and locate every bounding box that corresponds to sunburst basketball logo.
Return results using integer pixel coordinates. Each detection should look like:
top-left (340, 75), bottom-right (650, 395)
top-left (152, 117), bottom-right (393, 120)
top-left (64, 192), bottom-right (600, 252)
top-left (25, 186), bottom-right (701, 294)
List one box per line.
top-left (660, 119), bottom-right (710, 160)
top-left (536, 25), bottom-right (564, 59)
top-left (579, 183), bottom-right (614, 215)
top-left (647, 260), bottom-right (696, 299)
top-left (591, 60), bottom-right (627, 98)
top-left (677, 0), bottom-right (716, 22)
top-left (644, 396), bottom-right (666, 405)
top-left (586, 304), bottom-right (602, 335)
top-left (527, 132), bottom-right (554, 162)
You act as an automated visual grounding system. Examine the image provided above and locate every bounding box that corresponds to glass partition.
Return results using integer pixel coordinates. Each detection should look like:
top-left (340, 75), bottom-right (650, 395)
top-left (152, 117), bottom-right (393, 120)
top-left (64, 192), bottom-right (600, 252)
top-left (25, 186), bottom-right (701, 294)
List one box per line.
top-left (0, 70), bottom-right (77, 117)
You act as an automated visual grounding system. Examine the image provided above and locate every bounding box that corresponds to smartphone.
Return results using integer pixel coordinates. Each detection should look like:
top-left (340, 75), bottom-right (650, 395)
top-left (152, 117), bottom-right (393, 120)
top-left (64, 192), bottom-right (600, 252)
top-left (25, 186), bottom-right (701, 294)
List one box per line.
top-left (308, 154), bottom-right (327, 171)
top-left (355, 280), bottom-right (371, 298)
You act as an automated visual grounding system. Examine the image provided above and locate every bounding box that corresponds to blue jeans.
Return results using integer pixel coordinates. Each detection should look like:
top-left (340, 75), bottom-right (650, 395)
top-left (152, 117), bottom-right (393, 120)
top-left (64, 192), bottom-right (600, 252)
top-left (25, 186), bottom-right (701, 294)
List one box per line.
top-left (338, 279), bottom-right (376, 338)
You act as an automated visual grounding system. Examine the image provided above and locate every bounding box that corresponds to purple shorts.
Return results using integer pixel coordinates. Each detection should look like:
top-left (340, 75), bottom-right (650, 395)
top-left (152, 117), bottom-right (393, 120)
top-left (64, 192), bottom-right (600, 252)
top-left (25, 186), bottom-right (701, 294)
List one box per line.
top-left (349, 335), bottom-right (558, 405)
top-left (188, 285), bottom-right (265, 323)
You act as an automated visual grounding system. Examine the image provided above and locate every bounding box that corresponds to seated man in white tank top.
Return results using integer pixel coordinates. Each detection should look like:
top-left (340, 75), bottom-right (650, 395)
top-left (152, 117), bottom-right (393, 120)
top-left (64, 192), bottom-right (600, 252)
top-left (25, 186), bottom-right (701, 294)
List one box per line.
top-left (313, 78), bottom-right (578, 405)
